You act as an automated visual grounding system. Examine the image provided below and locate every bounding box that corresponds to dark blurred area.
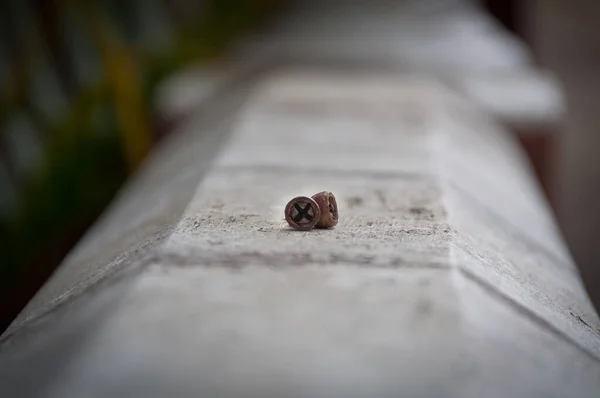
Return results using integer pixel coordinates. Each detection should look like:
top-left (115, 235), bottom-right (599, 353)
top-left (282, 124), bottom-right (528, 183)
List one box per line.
top-left (1, 0), bottom-right (600, 334)
top-left (0, 0), bottom-right (281, 332)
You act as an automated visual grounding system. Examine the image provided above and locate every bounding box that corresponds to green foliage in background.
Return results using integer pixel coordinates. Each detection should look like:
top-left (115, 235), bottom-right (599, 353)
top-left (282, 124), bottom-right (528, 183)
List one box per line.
top-left (0, 0), bottom-right (280, 291)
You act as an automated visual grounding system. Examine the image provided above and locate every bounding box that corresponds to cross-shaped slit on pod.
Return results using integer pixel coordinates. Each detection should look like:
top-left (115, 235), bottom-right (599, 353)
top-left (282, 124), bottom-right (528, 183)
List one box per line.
top-left (292, 203), bottom-right (314, 223)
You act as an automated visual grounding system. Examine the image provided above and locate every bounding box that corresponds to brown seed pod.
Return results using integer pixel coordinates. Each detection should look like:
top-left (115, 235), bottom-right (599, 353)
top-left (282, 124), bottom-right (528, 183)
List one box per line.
top-left (311, 191), bottom-right (338, 228)
top-left (285, 196), bottom-right (321, 231)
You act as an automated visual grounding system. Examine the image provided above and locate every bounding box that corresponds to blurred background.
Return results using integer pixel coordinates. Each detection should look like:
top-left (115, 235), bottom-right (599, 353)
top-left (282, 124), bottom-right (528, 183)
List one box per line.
top-left (0, 0), bottom-right (599, 333)
top-left (0, 0), bottom-right (281, 331)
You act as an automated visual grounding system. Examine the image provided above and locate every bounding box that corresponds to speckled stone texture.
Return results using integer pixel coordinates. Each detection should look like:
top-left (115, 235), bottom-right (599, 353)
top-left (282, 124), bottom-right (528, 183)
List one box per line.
top-left (0, 69), bottom-right (598, 398)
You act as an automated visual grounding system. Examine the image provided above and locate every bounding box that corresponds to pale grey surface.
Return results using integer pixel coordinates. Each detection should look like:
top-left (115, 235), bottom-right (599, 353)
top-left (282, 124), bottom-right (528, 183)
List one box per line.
top-left (251, 0), bottom-right (532, 73)
top-left (1, 71), bottom-right (599, 397)
top-left (156, 0), bottom-right (563, 131)
top-left (253, 0), bottom-right (563, 130)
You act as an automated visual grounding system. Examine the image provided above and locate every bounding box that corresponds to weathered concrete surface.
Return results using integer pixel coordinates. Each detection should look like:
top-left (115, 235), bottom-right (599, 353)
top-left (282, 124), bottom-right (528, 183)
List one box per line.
top-left (0, 70), bottom-right (598, 397)
top-left (1, 74), bottom-right (254, 337)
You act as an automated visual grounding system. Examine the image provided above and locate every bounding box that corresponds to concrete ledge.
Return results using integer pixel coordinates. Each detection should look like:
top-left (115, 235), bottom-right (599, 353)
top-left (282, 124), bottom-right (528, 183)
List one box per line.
top-left (0, 69), bottom-right (597, 397)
